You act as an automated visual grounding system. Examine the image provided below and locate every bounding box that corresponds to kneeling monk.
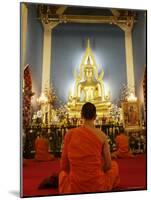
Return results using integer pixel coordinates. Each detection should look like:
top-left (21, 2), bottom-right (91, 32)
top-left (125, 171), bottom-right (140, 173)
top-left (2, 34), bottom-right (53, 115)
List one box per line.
top-left (59, 102), bottom-right (120, 194)
top-left (35, 132), bottom-right (54, 161)
top-left (111, 129), bottom-right (134, 159)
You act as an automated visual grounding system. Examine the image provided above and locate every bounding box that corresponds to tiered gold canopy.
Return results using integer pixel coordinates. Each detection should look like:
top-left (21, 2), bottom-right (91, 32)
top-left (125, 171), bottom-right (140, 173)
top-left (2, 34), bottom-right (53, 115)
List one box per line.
top-left (67, 39), bottom-right (111, 119)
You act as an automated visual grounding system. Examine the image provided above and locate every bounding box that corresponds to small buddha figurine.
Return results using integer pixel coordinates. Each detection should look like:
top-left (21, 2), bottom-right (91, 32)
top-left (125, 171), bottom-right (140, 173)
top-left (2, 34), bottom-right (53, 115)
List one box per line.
top-left (77, 57), bottom-right (104, 102)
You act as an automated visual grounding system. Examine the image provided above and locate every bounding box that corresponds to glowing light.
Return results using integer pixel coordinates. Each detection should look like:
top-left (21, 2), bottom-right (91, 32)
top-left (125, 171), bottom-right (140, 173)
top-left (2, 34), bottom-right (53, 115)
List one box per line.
top-left (93, 51), bottom-right (104, 71)
top-left (37, 93), bottom-right (48, 104)
top-left (31, 95), bottom-right (37, 108)
top-left (127, 93), bottom-right (137, 102)
top-left (37, 110), bottom-right (42, 118)
top-left (68, 82), bottom-right (75, 97)
top-left (104, 82), bottom-right (110, 96)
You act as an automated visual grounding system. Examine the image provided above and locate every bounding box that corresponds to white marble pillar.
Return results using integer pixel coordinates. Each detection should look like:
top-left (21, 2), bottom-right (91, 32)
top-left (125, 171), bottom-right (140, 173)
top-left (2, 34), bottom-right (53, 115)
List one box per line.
top-left (125, 29), bottom-right (135, 94)
top-left (41, 22), bottom-right (59, 125)
top-left (41, 25), bottom-right (51, 92)
top-left (41, 22), bottom-right (59, 92)
top-left (118, 23), bottom-right (135, 94)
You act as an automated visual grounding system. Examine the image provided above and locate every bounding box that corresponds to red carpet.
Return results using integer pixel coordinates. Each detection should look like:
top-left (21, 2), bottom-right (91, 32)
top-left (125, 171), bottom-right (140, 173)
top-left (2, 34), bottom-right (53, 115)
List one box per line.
top-left (23, 154), bottom-right (146, 197)
top-left (116, 154), bottom-right (146, 190)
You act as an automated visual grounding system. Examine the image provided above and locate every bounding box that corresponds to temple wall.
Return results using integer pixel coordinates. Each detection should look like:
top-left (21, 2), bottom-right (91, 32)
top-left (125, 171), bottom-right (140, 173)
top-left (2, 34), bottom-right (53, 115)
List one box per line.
top-left (25, 4), bottom-right (43, 106)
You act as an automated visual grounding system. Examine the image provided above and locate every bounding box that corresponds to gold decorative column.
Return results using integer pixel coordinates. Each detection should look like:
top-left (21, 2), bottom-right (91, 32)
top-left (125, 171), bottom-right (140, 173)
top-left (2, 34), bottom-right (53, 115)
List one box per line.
top-left (21, 3), bottom-right (28, 68)
top-left (118, 21), bottom-right (135, 94)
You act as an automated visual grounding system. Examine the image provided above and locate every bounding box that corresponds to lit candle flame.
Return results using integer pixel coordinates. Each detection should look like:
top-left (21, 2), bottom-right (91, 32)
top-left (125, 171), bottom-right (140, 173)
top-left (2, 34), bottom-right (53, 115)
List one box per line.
top-left (127, 93), bottom-right (137, 102)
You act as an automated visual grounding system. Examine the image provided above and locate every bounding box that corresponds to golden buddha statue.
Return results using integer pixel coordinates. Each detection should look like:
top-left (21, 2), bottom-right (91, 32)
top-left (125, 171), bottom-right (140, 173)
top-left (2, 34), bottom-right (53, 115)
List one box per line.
top-left (77, 56), bottom-right (104, 102)
top-left (67, 39), bottom-right (111, 119)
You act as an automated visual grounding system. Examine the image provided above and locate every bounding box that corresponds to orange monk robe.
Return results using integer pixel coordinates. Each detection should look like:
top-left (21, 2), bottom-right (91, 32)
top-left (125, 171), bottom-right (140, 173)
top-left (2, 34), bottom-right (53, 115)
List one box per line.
top-left (35, 137), bottom-right (53, 161)
top-left (113, 134), bottom-right (133, 158)
top-left (59, 127), bottom-right (120, 194)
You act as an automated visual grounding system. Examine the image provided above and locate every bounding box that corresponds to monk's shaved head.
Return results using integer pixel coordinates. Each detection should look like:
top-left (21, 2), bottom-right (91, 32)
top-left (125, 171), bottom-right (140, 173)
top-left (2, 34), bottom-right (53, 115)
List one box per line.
top-left (81, 102), bottom-right (96, 120)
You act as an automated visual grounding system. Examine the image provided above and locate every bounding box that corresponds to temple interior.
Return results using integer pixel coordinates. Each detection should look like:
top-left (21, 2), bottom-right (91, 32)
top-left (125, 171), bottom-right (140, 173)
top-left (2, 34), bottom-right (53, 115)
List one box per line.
top-left (21, 2), bottom-right (147, 197)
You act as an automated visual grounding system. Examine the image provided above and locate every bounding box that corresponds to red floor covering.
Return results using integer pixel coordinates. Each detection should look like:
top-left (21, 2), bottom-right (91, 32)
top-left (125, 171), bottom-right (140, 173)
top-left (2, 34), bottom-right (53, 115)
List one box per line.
top-left (23, 154), bottom-right (146, 197)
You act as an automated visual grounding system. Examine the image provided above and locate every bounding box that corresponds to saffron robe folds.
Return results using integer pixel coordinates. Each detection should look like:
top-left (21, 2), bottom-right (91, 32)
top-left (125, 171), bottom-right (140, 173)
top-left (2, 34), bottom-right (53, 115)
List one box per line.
top-left (35, 137), bottom-right (53, 161)
top-left (59, 127), bottom-right (120, 194)
top-left (114, 134), bottom-right (133, 158)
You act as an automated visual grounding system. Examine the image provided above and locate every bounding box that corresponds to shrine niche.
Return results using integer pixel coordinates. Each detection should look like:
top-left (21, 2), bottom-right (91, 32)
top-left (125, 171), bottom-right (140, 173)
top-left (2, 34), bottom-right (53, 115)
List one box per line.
top-left (67, 39), bottom-right (111, 119)
top-left (122, 100), bottom-right (141, 131)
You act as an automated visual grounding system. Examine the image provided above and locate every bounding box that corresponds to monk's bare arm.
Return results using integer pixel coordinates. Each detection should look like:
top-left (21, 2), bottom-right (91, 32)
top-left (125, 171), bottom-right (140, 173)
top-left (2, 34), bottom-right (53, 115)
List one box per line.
top-left (102, 134), bottom-right (111, 172)
top-left (94, 129), bottom-right (111, 172)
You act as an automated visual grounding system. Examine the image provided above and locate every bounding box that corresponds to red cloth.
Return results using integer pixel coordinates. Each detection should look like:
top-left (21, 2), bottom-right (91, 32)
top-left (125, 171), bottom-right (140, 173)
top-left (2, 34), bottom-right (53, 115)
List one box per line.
top-left (114, 134), bottom-right (133, 158)
top-left (59, 127), bottom-right (120, 194)
top-left (35, 137), bottom-right (53, 161)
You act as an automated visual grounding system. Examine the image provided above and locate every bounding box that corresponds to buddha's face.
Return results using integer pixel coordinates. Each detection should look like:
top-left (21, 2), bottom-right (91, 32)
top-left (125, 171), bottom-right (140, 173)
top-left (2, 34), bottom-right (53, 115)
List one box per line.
top-left (85, 67), bottom-right (93, 79)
